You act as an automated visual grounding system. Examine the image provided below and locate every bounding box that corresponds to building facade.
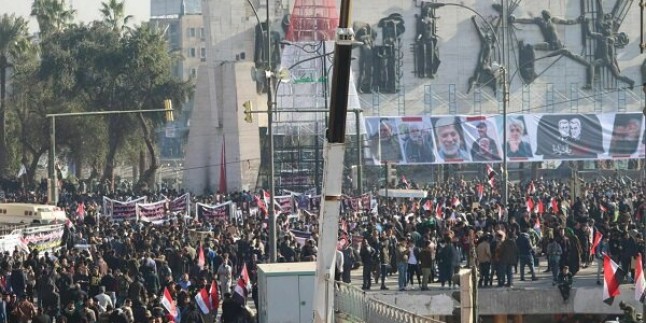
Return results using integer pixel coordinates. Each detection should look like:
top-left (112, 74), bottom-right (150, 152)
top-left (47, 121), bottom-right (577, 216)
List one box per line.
top-left (192, 0), bottom-right (646, 193)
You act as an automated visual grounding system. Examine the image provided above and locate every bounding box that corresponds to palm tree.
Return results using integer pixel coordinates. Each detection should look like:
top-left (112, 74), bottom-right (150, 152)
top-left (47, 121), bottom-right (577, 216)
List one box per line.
top-left (99, 0), bottom-right (132, 32)
top-left (31, 0), bottom-right (76, 37)
top-left (0, 14), bottom-right (30, 176)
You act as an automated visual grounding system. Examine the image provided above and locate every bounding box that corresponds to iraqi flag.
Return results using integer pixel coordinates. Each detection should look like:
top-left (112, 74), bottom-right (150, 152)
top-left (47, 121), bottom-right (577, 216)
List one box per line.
top-left (435, 200), bottom-right (443, 220)
top-left (195, 288), bottom-right (211, 314)
top-left (551, 198), bottom-right (559, 213)
top-left (451, 197), bottom-right (461, 208)
top-left (233, 263), bottom-right (252, 305)
top-left (476, 183), bottom-right (484, 201)
top-left (486, 164), bottom-right (495, 187)
top-left (526, 197), bottom-right (534, 213)
top-left (636, 253), bottom-right (646, 303)
top-left (603, 254), bottom-right (624, 305)
top-left (161, 287), bottom-right (177, 318)
top-left (600, 203), bottom-right (608, 213)
top-left (422, 199), bottom-right (432, 212)
top-left (210, 279), bottom-right (219, 313)
top-left (527, 181), bottom-right (536, 195)
top-left (197, 243), bottom-right (206, 268)
top-left (590, 231), bottom-right (603, 256)
top-left (536, 199), bottom-right (545, 214)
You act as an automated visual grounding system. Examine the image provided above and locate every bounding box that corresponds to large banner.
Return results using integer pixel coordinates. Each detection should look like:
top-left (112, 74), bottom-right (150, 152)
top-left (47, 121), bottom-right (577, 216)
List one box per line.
top-left (196, 201), bottom-right (231, 222)
top-left (365, 113), bottom-right (646, 164)
top-left (137, 200), bottom-right (168, 223)
top-left (102, 197), bottom-right (147, 221)
top-left (21, 224), bottom-right (65, 252)
top-left (274, 195), bottom-right (295, 214)
top-left (166, 193), bottom-right (190, 214)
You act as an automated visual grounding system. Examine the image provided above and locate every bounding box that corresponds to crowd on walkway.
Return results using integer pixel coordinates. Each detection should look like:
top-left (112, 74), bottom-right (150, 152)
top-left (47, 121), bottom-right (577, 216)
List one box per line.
top-left (0, 173), bottom-right (642, 322)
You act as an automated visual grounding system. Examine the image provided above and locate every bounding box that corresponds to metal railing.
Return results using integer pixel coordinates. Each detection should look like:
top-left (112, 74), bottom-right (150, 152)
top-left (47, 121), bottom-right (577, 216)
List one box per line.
top-left (334, 281), bottom-right (445, 323)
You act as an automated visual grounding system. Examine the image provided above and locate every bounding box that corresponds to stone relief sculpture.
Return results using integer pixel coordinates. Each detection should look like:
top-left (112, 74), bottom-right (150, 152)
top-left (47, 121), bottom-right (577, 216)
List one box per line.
top-left (414, 3), bottom-right (440, 79)
top-left (518, 41), bottom-right (537, 84)
top-left (468, 16), bottom-right (499, 95)
top-left (510, 10), bottom-right (592, 87)
top-left (354, 21), bottom-right (377, 93)
top-left (376, 13), bottom-right (405, 93)
top-left (582, 0), bottom-right (635, 89)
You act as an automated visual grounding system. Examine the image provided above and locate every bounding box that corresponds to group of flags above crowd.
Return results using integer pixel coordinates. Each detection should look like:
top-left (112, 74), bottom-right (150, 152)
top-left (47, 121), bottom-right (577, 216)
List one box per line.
top-left (160, 257), bottom-right (253, 320)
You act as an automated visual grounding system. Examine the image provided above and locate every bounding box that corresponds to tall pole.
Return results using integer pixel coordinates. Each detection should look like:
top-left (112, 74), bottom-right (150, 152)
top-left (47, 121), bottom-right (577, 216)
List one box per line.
top-left (48, 116), bottom-right (57, 205)
top-left (265, 0), bottom-right (277, 263)
top-left (501, 0), bottom-right (509, 207)
top-left (355, 109), bottom-right (363, 194)
top-left (313, 0), bottom-right (353, 321)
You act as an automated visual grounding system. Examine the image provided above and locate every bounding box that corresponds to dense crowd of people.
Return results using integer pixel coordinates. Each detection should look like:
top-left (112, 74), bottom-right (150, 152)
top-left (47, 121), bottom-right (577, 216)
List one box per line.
top-left (0, 171), bottom-right (643, 322)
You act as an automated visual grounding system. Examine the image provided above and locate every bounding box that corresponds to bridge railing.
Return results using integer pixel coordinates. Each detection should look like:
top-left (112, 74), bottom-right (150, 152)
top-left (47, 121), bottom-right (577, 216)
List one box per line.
top-left (334, 281), bottom-right (445, 323)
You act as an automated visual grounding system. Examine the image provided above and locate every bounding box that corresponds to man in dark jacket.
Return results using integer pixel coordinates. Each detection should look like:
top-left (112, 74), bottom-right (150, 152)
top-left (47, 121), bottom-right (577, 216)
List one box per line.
top-left (9, 263), bottom-right (26, 297)
top-left (360, 239), bottom-right (375, 290)
top-left (516, 229), bottom-right (537, 281)
top-left (497, 233), bottom-right (519, 287)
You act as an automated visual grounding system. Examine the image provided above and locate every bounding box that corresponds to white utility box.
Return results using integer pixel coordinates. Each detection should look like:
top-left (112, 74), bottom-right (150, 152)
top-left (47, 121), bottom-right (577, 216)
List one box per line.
top-left (257, 262), bottom-right (315, 323)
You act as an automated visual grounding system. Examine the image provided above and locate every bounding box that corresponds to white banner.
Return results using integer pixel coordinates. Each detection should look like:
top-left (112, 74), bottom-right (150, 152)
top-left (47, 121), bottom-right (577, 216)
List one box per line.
top-left (137, 200), bottom-right (168, 224)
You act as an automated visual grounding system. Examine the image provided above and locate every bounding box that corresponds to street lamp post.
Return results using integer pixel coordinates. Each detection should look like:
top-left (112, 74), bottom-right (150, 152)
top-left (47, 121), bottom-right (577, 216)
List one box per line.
top-left (245, 0), bottom-right (278, 263)
top-left (47, 108), bottom-right (173, 206)
top-left (429, 1), bottom-right (508, 207)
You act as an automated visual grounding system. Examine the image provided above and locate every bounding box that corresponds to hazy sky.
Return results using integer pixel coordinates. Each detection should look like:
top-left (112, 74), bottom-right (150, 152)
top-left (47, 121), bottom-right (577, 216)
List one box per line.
top-left (1, 0), bottom-right (150, 33)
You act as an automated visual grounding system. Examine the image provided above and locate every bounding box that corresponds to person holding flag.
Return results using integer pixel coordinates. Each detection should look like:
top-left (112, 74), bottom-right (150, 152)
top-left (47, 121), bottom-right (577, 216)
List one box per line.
top-left (595, 235), bottom-right (609, 285)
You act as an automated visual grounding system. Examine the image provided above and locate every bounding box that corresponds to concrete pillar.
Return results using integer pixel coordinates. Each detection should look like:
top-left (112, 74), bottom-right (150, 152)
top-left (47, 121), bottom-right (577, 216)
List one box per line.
top-left (492, 315), bottom-right (507, 323)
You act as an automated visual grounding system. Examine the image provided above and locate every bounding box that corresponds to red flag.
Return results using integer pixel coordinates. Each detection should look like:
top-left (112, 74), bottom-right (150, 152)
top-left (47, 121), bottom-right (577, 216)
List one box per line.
top-left (476, 183), bottom-right (484, 200)
top-left (590, 231), bottom-right (603, 256)
top-left (551, 198), bottom-right (559, 213)
top-left (255, 194), bottom-right (267, 215)
top-left (423, 200), bottom-right (432, 211)
top-left (210, 280), bottom-right (219, 312)
top-left (537, 199), bottom-right (545, 214)
top-left (195, 288), bottom-right (211, 314)
top-left (527, 181), bottom-right (536, 195)
top-left (435, 201), bottom-right (443, 220)
top-left (76, 202), bottom-right (85, 219)
top-left (197, 243), bottom-right (205, 268)
top-left (451, 197), bottom-right (461, 207)
top-left (486, 164), bottom-right (495, 187)
top-left (233, 264), bottom-right (252, 305)
top-left (161, 287), bottom-right (177, 318)
top-left (526, 197), bottom-right (534, 213)
top-left (341, 219), bottom-right (348, 235)
top-left (603, 254), bottom-right (624, 305)
top-left (635, 253), bottom-right (646, 302)
top-left (219, 137), bottom-right (227, 193)
top-left (401, 175), bottom-right (410, 189)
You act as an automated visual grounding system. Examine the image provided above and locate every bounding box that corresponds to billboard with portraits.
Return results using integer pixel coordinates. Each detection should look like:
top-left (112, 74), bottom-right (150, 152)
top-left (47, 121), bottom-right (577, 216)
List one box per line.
top-left (364, 113), bottom-right (645, 165)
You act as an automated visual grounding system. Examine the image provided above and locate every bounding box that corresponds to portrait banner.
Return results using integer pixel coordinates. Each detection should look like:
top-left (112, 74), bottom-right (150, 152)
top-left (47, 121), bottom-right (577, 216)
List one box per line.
top-left (364, 113), bottom-right (645, 165)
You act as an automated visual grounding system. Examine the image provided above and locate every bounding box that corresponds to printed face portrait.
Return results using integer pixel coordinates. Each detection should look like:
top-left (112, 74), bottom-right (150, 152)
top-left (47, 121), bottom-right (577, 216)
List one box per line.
top-left (478, 138), bottom-right (491, 153)
top-left (509, 123), bottom-right (523, 141)
top-left (409, 123), bottom-right (423, 143)
top-left (558, 119), bottom-right (570, 138)
top-left (625, 119), bottom-right (641, 140)
top-left (379, 120), bottom-right (394, 139)
top-left (437, 123), bottom-right (461, 156)
top-left (569, 118), bottom-right (581, 140)
top-left (477, 123), bottom-right (488, 137)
